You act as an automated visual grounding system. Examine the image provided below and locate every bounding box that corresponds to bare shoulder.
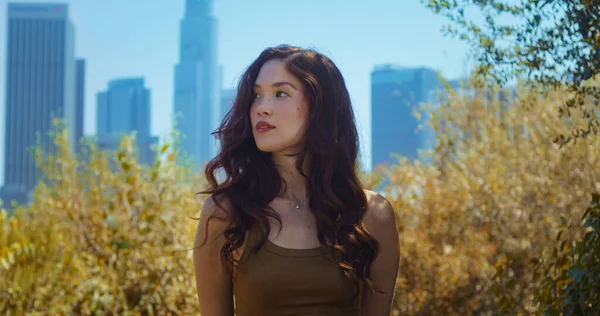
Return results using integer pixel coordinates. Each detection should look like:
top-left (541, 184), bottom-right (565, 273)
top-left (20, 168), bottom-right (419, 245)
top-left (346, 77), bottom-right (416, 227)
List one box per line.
top-left (195, 193), bottom-right (233, 248)
top-left (199, 193), bottom-right (232, 222)
top-left (359, 194), bottom-right (399, 314)
top-left (362, 189), bottom-right (396, 229)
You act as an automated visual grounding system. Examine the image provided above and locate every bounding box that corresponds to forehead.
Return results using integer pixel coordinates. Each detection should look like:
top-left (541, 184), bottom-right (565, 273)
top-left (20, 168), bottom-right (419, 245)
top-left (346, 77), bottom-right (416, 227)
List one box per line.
top-left (254, 59), bottom-right (301, 87)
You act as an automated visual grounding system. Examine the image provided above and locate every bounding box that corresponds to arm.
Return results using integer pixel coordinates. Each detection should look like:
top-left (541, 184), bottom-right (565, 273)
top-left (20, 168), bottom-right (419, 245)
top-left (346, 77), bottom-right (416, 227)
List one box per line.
top-left (193, 195), bottom-right (235, 316)
top-left (361, 191), bottom-right (400, 316)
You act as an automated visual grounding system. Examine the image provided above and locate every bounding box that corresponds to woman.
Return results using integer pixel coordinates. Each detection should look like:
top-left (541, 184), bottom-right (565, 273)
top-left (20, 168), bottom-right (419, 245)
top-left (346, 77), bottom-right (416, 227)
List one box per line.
top-left (193, 45), bottom-right (399, 316)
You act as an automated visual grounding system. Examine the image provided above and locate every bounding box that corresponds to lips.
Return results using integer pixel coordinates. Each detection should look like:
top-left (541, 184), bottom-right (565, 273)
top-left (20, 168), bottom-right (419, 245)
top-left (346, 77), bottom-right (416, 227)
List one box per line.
top-left (255, 121), bottom-right (275, 133)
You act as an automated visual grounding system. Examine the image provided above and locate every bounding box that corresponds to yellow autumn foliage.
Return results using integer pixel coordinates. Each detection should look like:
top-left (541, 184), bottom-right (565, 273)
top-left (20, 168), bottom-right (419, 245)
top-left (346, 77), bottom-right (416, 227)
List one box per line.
top-left (379, 78), bottom-right (600, 314)
top-left (0, 76), bottom-right (598, 315)
top-left (1, 128), bottom-right (202, 315)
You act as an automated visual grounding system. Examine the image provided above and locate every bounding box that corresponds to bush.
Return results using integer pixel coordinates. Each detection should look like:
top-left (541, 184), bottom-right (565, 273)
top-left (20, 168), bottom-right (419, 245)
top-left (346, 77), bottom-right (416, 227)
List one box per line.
top-left (373, 78), bottom-right (600, 314)
top-left (1, 124), bottom-right (201, 315)
top-left (529, 193), bottom-right (600, 314)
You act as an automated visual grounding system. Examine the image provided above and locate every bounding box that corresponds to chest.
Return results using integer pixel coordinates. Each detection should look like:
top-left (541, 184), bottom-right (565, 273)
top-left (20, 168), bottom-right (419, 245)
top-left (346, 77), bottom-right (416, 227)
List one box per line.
top-left (265, 211), bottom-right (320, 249)
top-left (232, 243), bottom-right (361, 311)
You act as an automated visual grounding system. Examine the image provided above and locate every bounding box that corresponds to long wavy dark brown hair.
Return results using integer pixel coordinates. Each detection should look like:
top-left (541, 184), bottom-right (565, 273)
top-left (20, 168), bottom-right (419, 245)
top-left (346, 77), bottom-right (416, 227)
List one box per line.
top-left (201, 44), bottom-right (381, 292)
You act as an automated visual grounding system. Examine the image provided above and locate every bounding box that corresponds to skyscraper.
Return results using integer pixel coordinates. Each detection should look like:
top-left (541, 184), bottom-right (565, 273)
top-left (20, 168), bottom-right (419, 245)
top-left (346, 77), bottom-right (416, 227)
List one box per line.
top-left (75, 59), bottom-right (86, 155)
top-left (1, 3), bottom-right (76, 206)
top-left (96, 77), bottom-right (157, 165)
top-left (370, 65), bottom-right (442, 169)
top-left (173, 0), bottom-right (220, 167)
top-left (220, 88), bottom-right (236, 122)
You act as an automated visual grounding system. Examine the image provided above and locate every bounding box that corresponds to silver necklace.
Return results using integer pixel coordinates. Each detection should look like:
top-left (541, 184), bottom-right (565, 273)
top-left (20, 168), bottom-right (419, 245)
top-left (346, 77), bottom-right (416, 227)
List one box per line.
top-left (281, 197), bottom-right (308, 209)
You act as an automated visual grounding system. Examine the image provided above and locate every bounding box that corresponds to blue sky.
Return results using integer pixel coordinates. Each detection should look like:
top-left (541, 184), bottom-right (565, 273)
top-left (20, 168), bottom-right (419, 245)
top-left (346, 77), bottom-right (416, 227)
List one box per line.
top-left (0, 0), bottom-right (473, 182)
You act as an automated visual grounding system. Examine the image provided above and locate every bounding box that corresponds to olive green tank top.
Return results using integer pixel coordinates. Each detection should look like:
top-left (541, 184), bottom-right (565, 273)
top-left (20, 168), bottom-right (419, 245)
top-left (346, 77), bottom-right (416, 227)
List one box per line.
top-left (232, 224), bottom-right (362, 316)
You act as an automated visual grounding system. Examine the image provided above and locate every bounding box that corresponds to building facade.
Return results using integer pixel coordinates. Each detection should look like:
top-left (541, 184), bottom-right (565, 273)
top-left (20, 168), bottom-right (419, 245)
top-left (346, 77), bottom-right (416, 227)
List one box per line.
top-left (173, 0), bottom-right (220, 168)
top-left (371, 65), bottom-right (442, 169)
top-left (96, 77), bottom-right (157, 165)
top-left (220, 88), bottom-right (236, 122)
top-left (75, 59), bottom-right (86, 155)
top-left (1, 3), bottom-right (76, 205)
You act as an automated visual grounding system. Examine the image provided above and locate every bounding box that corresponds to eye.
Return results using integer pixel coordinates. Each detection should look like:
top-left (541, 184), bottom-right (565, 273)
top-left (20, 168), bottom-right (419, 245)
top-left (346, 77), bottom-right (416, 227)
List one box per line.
top-left (253, 93), bottom-right (261, 100)
top-left (276, 91), bottom-right (289, 98)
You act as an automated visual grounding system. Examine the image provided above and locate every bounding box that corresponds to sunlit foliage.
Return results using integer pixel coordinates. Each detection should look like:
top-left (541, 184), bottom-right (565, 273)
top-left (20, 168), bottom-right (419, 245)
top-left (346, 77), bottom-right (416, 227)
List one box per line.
top-left (1, 78), bottom-right (599, 314)
top-left (1, 126), bottom-right (201, 315)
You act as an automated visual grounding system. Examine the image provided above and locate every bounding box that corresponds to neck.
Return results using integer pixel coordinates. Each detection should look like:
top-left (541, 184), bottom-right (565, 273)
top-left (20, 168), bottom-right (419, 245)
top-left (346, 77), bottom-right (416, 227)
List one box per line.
top-left (272, 152), bottom-right (309, 202)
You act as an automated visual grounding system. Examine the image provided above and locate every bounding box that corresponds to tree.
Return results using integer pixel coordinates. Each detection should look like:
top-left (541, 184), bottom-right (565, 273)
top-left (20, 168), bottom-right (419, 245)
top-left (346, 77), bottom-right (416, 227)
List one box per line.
top-left (423, 0), bottom-right (600, 146)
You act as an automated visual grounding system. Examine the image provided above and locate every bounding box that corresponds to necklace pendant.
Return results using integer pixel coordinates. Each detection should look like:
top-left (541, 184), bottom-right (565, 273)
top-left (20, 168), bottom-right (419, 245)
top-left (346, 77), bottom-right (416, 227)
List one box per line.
top-left (295, 204), bottom-right (300, 209)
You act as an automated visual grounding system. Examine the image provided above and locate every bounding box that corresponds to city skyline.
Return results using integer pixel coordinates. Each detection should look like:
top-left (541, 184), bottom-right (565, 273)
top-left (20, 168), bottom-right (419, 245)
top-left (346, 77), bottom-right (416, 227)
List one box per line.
top-left (0, 0), bottom-right (474, 185)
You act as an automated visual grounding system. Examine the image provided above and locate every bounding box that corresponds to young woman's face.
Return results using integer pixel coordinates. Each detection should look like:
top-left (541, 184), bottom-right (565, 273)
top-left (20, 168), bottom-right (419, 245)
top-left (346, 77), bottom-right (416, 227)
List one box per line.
top-left (250, 59), bottom-right (309, 154)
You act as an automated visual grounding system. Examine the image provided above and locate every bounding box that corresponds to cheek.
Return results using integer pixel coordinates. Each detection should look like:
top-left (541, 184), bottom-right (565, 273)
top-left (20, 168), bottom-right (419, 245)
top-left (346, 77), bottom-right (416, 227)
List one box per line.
top-left (249, 105), bottom-right (258, 122)
top-left (284, 106), bottom-right (307, 129)
top-left (297, 105), bottom-right (309, 126)
top-left (292, 98), bottom-right (309, 118)
top-left (289, 108), bottom-right (309, 139)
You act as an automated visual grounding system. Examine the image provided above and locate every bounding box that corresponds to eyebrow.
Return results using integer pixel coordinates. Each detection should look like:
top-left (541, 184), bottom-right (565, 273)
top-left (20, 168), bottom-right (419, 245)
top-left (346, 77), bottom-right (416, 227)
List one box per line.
top-left (253, 81), bottom-right (298, 90)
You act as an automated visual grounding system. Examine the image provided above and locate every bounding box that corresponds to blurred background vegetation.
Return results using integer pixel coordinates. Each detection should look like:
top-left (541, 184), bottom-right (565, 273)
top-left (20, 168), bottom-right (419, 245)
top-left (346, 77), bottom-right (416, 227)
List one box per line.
top-left (2, 0), bottom-right (600, 315)
top-left (2, 76), bottom-right (599, 315)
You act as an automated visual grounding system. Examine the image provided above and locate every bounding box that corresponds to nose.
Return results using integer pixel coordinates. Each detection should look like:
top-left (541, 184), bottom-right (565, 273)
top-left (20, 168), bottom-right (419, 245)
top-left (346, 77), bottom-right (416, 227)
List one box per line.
top-left (255, 96), bottom-right (272, 116)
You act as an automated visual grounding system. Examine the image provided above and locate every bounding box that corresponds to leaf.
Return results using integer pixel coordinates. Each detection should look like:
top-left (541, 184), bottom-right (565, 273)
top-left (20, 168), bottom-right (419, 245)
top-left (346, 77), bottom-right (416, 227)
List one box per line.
top-left (557, 230), bottom-right (564, 242)
top-left (507, 279), bottom-right (516, 291)
top-left (1, 258), bottom-right (9, 271)
top-left (584, 231), bottom-right (593, 243)
top-left (582, 207), bottom-right (592, 220)
top-left (493, 284), bottom-right (502, 297)
top-left (591, 193), bottom-right (600, 205)
top-left (160, 143), bottom-right (169, 153)
top-left (147, 304), bottom-right (154, 316)
top-left (499, 296), bottom-right (511, 309)
top-left (561, 240), bottom-right (569, 252)
top-left (167, 152), bottom-right (177, 162)
top-left (492, 263), bottom-right (504, 280)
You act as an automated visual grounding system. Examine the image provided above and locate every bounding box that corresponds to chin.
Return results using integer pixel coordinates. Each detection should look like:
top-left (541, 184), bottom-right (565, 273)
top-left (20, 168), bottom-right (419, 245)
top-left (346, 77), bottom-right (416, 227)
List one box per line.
top-left (254, 140), bottom-right (300, 154)
top-left (255, 142), bottom-right (280, 153)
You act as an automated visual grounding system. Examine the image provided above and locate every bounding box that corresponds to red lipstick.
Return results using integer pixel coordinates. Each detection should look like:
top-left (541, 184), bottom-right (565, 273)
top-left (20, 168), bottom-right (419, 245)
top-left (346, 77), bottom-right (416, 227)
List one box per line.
top-left (255, 121), bottom-right (275, 133)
